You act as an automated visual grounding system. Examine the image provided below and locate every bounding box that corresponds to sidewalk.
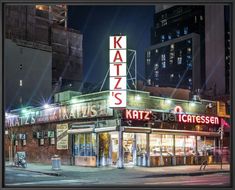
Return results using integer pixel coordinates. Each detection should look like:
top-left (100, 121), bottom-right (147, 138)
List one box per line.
top-left (5, 161), bottom-right (230, 178)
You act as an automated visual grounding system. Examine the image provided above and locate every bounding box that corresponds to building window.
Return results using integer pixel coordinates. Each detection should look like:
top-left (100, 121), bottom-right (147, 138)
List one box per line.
top-left (154, 63), bottom-right (159, 70)
top-left (200, 15), bottom-right (203, 21)
top-left (147, 79), bottom-right (151, 85)
top-left (147, 59), bottom-right (151, 65)
top-left (177, 57), bottom-right (182, 65)
top-left (176, 30), bottom-right (180, 37)
top-left (155, 71), bottom-right (159, 78)
top-left (161, 19), bottom-right (167, 26)
top-left (187, 48), bottom-right (191, 53)
top-left (162, 61), bottom-right (166, 68)
top-left (170, 44), bottom-right (174, 50)
top-left (170, 73), bottom-right (174, 79)
top-left (147, 51), bottom-right (151, 58)
top-left (168, 33), bottom-right (172, 40)
top-left (155, 49), bottom-right (159, 53)
top-left (187, 39), bottom-right (192, 44)
top-left (194, 16), bottom-right (197, 23)
top-left (161, 35), bottom-right (165, 42)
top-left (161, 54), bottom-right (166, 61)
top-left (184, 27), bottom-right (189, 35)
top-left (19, 80), bottom-right (23, 86)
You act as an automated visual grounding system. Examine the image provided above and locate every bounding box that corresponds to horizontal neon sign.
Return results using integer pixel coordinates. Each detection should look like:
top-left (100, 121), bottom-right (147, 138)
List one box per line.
top-left (178, 114), bottom-right (219, 125)
top-left (125, 109), bottom-right (151, 121)
top-left (123, 109), bottom-right (220, 125)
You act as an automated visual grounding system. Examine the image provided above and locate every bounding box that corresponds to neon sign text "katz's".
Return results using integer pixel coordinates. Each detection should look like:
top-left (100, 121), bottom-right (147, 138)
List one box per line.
top-left (109, 35), bottom-right (127, 108)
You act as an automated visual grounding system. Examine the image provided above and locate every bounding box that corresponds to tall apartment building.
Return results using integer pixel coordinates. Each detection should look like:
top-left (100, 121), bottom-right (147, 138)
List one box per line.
top-left (4, 5), bottom-right (83, 110)
top-left (145, 5), bottom-right (230, 98)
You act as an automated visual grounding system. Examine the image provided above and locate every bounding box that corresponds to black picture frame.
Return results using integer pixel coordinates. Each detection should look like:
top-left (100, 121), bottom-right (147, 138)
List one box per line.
top-left (0, 0), bottom-right (234, 190)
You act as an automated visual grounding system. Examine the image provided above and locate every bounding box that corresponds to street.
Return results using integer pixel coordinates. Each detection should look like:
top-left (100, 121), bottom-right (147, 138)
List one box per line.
top-left (5, 167), bottom-right (230, 187)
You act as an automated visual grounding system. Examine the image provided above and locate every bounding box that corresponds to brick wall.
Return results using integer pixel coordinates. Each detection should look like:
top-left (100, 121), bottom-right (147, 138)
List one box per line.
top-left (4, 122), bottom-right (72, 165)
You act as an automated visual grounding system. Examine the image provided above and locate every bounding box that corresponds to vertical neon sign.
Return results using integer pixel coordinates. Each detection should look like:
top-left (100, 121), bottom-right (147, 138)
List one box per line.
top-left (109, 36), bottom-right (127, 108)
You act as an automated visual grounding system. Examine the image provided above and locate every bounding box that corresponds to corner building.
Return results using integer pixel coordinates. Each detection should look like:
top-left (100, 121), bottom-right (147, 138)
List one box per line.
top-left (5, 90), bottom-right (230, 167)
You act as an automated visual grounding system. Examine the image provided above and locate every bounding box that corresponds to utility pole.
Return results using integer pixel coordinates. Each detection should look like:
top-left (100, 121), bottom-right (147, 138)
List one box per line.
top-left (218, 125), bottom-right (224, 170)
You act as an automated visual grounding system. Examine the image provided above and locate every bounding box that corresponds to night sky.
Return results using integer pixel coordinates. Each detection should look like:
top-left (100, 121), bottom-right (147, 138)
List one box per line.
top-left (68, 6), bottom-right (155, 87)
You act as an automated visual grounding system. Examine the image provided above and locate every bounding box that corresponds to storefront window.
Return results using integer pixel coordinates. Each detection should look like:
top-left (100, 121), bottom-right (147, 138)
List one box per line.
top-left (161, 135), bottom-right (173, 156)
top-left (74, 133), bottom-right (96, 156)
top-left (150, 134), bottom-right (161, 156)
top-left (185, 136), bottom-right (196, 156)
top-left (175, 136), bottom-right (184, 156)
top-left (197, 136), bottom-right (215, 156)
top-left (136, 134), bottom-right (146, 156)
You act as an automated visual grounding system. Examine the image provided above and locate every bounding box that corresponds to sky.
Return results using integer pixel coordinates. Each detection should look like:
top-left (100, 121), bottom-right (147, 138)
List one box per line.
top-left (68, 6), bottom-right (155, 88)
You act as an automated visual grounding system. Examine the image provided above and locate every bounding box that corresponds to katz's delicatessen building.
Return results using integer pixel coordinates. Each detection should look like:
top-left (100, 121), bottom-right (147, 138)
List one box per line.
top-left (5, 90), bottom-right (230, 168)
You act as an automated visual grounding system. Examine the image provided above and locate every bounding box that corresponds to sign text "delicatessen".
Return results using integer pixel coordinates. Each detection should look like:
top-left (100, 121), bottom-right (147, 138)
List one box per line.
top-left (124, 109), bottom-right (220, 125)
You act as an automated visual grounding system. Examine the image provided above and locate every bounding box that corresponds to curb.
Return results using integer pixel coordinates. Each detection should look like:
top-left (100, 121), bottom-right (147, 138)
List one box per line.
top-left (141, 170), bottom-right (230, 178)
top-left (8, 166), bottom-right (62, 176)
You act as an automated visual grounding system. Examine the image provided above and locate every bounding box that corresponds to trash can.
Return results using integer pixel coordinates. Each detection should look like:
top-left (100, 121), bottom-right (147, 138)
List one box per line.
top-left (51, 155), bottom-right (61, 170)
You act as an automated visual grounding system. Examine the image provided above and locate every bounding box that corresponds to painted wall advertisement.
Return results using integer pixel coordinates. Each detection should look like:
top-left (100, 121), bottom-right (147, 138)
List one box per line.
top-left (56, 123), bottom-right (69, 150)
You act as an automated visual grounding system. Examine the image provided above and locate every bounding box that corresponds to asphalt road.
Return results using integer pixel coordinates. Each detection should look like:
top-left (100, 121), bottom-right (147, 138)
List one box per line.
top-left (5, 167), bottom-right (230, 187)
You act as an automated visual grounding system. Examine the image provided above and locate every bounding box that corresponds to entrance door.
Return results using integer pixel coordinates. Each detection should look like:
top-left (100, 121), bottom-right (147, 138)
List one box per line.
top-left (123, 133), bottom-right (134, 166)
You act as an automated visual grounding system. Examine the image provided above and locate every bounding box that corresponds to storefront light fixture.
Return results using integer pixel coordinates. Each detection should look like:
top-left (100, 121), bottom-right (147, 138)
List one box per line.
top-left (135, 95), bottom-right (141, 101)
top-left (165, 99), bottom-right (172, 105)
top-left (190, 102), bottom-right (196, 107)
top-left (43, 104), bottom-right (50, 109)
top-left (22, 108), bottom-right (30, 115)
top-left (70, 98), bottom-right (79, 104)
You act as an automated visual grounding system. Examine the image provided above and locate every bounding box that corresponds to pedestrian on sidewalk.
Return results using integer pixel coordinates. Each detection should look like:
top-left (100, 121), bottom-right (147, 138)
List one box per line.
top-left (200, 148), bottom-right (208, 170)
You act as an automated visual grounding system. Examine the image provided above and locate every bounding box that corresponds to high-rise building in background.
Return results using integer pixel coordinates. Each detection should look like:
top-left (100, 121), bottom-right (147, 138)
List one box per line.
top-left (4, 5), bottom-right (83, 110)
top-left (145, 5), bottom-right (230, 101)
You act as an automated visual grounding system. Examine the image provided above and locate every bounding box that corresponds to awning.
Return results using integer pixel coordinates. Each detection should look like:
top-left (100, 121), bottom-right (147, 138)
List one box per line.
top-left (123, 126), bottom-right (152, 133)
top-left (94, 126), bottom-right (117, 133)
top-left (151, 128), bottom-right (220, 137)
top-left (67, 128), bottom-right (94, 134)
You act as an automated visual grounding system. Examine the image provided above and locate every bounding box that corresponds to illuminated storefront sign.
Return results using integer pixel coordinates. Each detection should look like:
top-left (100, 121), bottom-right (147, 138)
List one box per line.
top-left (123, 109), bottom-right (220, 125)
top-left (109, 35), bottom-right (127, 108)
top-left (178, 114), bottom-right (219, 125)
top-left (5, 100), bottom-right (113, 127)
top-left (125, 109), bottom-right (151, 120)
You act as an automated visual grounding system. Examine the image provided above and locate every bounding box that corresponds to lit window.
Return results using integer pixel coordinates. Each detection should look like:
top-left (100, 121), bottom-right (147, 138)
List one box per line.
top-left (170, 44), bottom-right (174, 49)
top-left (162, 19), bottom-right (167, 26)
top-left (147, 51), bottom-right (151, 58)
top-left (155, 49), bottom-right (158, 53)
top-left (147, 79), bottom-right (151, 85)
top-left (147, 59), bottom-right (151, 65)
top-left (168, 34), bottom-right (172, 40)
top-left (187, 39), bottom-right (192, 44)
top-left (161, 35), bottom-right (165, 42)
top-left (154, 64), bottom-right (159, 70)
top-left (170, 74), bottom-right (174, 78)
top-left (200, 15), bottom-right (203, 21)
top-left (187, 47), bottom-right (191, 52)
top-left (184, 27), bottom-right (188, 35)
top-left (177, 57), bottom-right (182, 65)
top-left (19, 80), bottom-right (23, 86)
top-left (161, 54), bottom-right (166, 61)
top-left (162, 61), bottom-right (166, 68)
top-left (155, 71), bottom-right (159, 77)
top-left (176, 30), bottom-right (180, 37)
top-left (187, 55), bottom-right (192, 60)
